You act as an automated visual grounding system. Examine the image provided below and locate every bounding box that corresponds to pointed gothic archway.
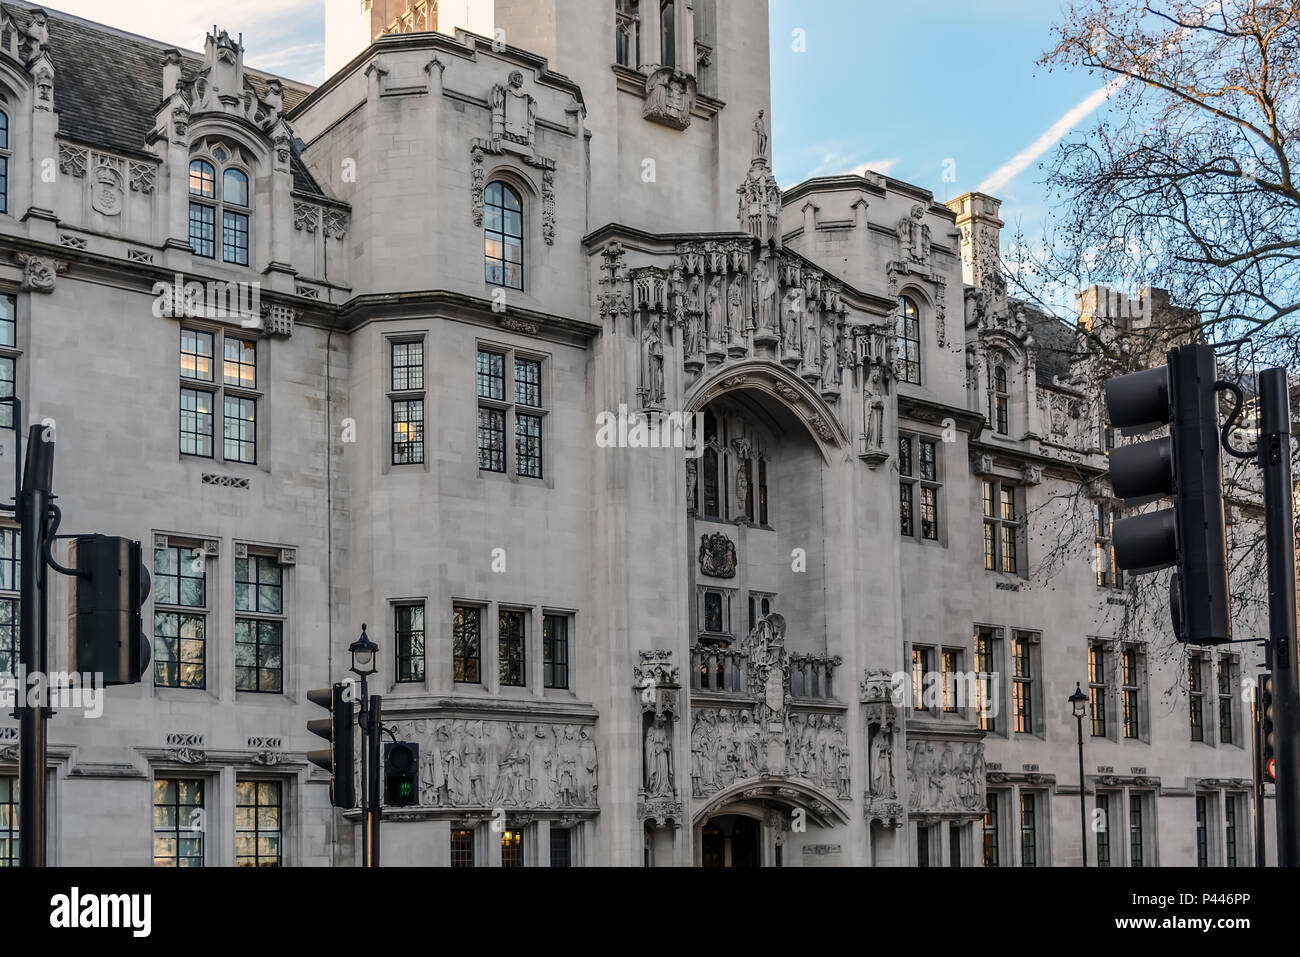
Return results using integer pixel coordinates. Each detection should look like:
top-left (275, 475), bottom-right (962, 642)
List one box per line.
top-left (692, 777), bottom-right (851, 867)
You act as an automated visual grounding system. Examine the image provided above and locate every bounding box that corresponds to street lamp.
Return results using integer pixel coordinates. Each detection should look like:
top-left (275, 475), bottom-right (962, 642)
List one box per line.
top-left (349, 624), bottom-right (380, 866)
top-left (1069, 681), bottom-right (1089, 867)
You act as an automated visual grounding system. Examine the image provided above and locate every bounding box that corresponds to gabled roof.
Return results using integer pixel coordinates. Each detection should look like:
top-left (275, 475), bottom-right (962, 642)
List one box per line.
top-left (4, 2), bottom-right (327, 197)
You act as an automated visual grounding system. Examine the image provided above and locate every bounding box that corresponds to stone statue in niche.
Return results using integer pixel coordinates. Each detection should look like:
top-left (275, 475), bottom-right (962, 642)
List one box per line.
top-left (642, 312), bottom-right (665, 407)
top-left (819, 318), bottom-right (838, 384)
top-left (645, 714), bottom-right (674, 796)
top-left (752, 109), bottom-right (769, 164)
top-left (705, 276), bottom-right (723, 348)
top-left (684, 277), bottom-right (704, 357)
top-left (870, 726), bottom-right (896, 798)
top-left (727, 275), bottom-right (746, 351)
top-left (752, 259), bottom-right (776, 337)
top-left (685, 458), bottom-right (697, 514)
top-left (733, 438), bottom-right (751, 521)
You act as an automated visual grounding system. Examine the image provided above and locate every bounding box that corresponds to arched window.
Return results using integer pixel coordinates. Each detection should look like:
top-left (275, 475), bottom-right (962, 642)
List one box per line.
top-left (0, 109), bottom-right (10, 215)
top-left (896, 295), bottom-right (921, 384)
top-left (484, 181), bottom-right (524, 291)
top-left (660, 0), bottom-right (676, 67)
top-left (992, 364), bottom-right (1009, 435)
top-left (188, 152), bottom-right (251, 264)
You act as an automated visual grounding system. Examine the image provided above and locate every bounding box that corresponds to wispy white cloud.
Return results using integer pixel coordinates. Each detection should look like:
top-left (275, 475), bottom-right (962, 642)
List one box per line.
top-left (41, 0), bottom-right (326, 82)
top-left (977, 75), bottom-right (1125, 195)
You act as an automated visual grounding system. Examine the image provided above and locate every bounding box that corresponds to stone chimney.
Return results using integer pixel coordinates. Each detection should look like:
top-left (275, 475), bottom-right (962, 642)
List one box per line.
top-left (945, 192), bottom-right (1005, 299)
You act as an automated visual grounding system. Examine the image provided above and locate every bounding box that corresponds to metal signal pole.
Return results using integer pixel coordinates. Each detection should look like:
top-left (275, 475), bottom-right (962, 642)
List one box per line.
top-left (1258, 368), bottom-right (1299, 866)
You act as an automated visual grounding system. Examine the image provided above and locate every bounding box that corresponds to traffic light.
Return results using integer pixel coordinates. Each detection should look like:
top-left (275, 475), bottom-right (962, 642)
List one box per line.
top-left (307, 683), bottom-right (356, 809)
top-left (1103, 343), bottom-right (1231, 643)
top-left (384, 741), bottom-right (419, 807)
top-left (1262, 673), bottom-right (1276, 783)
top-left (67, 535), bottom-right (152, 684)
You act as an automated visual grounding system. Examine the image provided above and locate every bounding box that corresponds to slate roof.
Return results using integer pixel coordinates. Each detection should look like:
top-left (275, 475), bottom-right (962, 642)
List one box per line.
top-left (5, 2), bottom-right (327, 197)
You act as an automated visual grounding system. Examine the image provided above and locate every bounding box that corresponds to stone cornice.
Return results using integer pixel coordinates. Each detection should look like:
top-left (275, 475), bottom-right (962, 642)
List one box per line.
top-left (897, 394), bottom-right (985, 435)
top-left (376, 695), bottom-right (600, 724)
top-left (337, 290), bottom-right (600, 345)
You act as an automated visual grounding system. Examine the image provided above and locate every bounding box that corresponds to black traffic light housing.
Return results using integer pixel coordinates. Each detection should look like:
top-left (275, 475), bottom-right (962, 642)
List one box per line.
top-left (1262, 673), bottom-right (1276, 784)
top-left (67, 534), bottom-right (152, 684)
top-left (1103, 343), bottom-right (1231, 643)
top-left (308, 682), bottom-right (356, 809)
top-left (384, 741), bottom-right (419, 807)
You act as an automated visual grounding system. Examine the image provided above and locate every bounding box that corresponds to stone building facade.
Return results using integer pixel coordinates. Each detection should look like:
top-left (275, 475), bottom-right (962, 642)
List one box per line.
top-left (0, 0), bottom-right (1271, 866)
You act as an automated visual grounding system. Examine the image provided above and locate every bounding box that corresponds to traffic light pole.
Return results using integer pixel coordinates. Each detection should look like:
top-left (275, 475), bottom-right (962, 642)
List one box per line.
top-left (1258, 368), bottom-right (1299, 867)
top-left (368, 695), bottom-right (382, 867)
top-left (15, 422), bottom-right (52, 868)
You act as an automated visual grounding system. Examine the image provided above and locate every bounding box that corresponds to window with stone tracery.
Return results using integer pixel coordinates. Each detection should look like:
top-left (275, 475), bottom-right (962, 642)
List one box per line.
top-left (188, 144), bottom-right (251, 265)
top-left (692, 406), bottom-right (770, 525)
top-left (0, 109), bottom-right (10, 216)
top-left (615, 0), bottom-right (640, 67)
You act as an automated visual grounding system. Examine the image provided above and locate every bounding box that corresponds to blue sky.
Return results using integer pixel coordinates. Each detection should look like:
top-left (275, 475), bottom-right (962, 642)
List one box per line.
top-left (54, 0), bottom-right (1110, 257)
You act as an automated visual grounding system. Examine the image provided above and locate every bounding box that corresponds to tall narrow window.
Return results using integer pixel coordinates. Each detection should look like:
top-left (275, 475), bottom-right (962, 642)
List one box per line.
top-left (949, 823), bottom-right (962, 867)
top-left (0, 293), bottom-right (16, 430)
top-left (911, 647), bottom-right (931, 712)
top-left (1225, 796), bottom-right (1238, 867)
top-left (153, 543), bottom-right (207, 689)
top-left (180, 328), bottom-right (258, 463)
top-left (1096, 794), bottom-right (1111, 866)
top-left (1189, 653), bottom-right (1205, 742)
top-left (501, 828), bottom-right (524, 867)
top-left (615, 0), bottom-right (640, 67)
top-left (1122, 647), bottom-right (1141, 739)
top-left (1088, 643), bottom-right (1107, 737)
top-left (1094, 503), bottom-right (1122, 588)
top-left (982, 793), bottom-right (998, 866)
top-left (975, 628), bottom-right (996, 732)
top-left (484, 181), bottom-right (523, 290)
top-left (453, 605), bottom-right (481, 684)
top-left (916, 823), bottom-right (930, 867)
top-left (1129, 794), bottom-right (1144, 867)
top-left (757, 458), bottom-right (768, 524)
top-left (895, 296), bottom-right (921, 384)
top-left (991, 364), bottom-right (1009, 435)
top-left (743, 459), bottom-right (754, 521)
top-left (660, 0), bottom-right (676, 67)
top-left (543, 613), bottom-right (569, 689)
top-left (899, 435), bottom-right (941, 541)
top-left (702, 447), bottom-right (719, 518)
top-left (499, 609), bottom-right (526, 687)
top-left (189, 152), bottom-right (252, 264)
top-left (390, 340), bottom-right (425, 466)
top-left (0, 775), bottom-right (15, 866)
top-left (0, 527), bottom-right (18, 678)
top-left (1020, 793), bottom-right (1036, 867)
top-left (235, 553), bottom-right (284, 693)
top-left (1195, 794), bottom-right (1209, 867)
top-left (941, 650), bottom-right (960, 713)
top-left (1218, 656), bottom-right (1234, 744)
top-left (476, 347), bottom-right (546, 478)
top-left (153, 778), bottom-right (204, 866)
top-left (1012, 634), bottom-right (1033, 733)
top-left (235, 780), bottom-right (281, 867)
top-left (550, 826), bottom-right (572, 867)
top-left (395, 603), bottom-right (425, 682)
top-left (477, 349), bottom-right (506, 473)
top-left (983, 480), bottom-right (1021, 574)
top-left (0, 109), bottom-right (9, 215)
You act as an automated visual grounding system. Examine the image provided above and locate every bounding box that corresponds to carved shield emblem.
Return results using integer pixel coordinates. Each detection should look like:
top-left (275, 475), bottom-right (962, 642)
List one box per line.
top-left (698, 532), bottom-right (737, 578)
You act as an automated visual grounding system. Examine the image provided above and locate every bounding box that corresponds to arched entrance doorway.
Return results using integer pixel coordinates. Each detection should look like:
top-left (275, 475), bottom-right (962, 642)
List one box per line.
top-left (699, 813), bottom-right (761, 867)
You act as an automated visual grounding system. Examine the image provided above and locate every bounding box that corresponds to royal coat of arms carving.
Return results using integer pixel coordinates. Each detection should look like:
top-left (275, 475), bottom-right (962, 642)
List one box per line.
top-left (698, 532), bottom-right (737, 578)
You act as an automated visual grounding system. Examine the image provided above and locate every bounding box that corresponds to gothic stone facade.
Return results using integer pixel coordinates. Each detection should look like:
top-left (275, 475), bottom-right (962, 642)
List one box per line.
top-left (0, 0), bottom-right (1268, 866)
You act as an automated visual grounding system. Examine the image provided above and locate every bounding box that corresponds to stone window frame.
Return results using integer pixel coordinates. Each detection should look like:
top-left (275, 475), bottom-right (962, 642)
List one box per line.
top-left (541, 610), bottom-right (572, 691)
top-left (989, 362), bottom-right (1010, 435)
top-left (1118, 641), bottom-right (1148, 742)
top-left (452, 601), bottom-right (485, 686)
top-left (392, 599), bottom-right (426, 684)
top-left (233, 546), bottom-right (289, 696)
top-left (0, 524), bottom-right (17, 679)
top-left (475, 340), bottom-right (551, 486)
top-left (152, 774), bottom-right (209, 867)
top-left (234, 776), bottom-right (284, 867)
top-left (696, 584), bottom-right (735, 642)
top-left (152, 537), bottom-right (211, 691)
top-left (895, 294), bottom-right (922, 385)
top-left (187, 145), bottom-right (254, 267)
top-left (387, 333), bottom-right (426, 469)
top-left (1128, 789), bottom-right (1158, 866)
top-left (1092, 500), bottom-right (1124, 589)
top-left (178, 323), bottom-right (263, 467)
top-left (973, 624), bottom-right (1002, 735)
top-left (899, 431), bottom-right (942, 544)
top-left (1188, 650), bottom-right (1208, 743)
top-left (981, 477), bottom-right (1025, 577)
top-left (450, 823), bottom-right (479, 867)
top-left (0, 773), bottom-right (15, 866)
top-left (497, 605), bottom-right (529, 689)
top-left (1010, 630), bottom-right (1042, 737)
top-left (0, 106), bottom-right (9, 216)
top-left (910, 643), bottom-right (934, 714)
top-left (0, 291), bottom-right (22, 431)
top-left (1217, 652), bottom-right (1240, 747)
top-left (1087, 641), bottom-right (1109, 738)
top-left (483, 179), bottom-right (525, 292)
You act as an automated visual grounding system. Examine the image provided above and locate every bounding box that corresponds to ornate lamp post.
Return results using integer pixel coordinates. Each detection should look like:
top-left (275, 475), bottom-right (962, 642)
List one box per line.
top-left (349, 624), bottom-right (380, 866)
top-left (1070, 682), bottom-right (1089, 867)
